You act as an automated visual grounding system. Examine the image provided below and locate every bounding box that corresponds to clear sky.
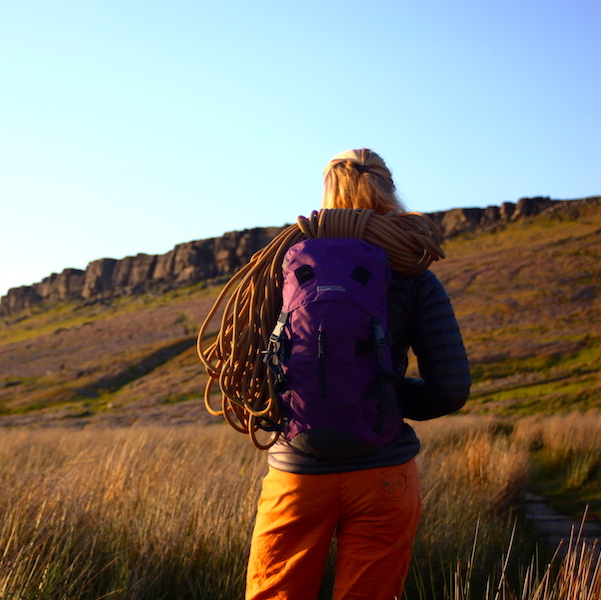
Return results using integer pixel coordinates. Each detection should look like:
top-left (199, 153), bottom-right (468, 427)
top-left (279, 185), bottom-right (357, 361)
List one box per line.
top-left (1, 0), bottom-right (599, 299)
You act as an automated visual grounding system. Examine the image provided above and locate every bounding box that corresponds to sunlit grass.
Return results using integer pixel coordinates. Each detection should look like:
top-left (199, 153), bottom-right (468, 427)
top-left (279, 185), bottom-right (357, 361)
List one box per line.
top-left (512, 412), bottom-right (601, 521)
top-left (0, 425), bottom-right (264, 599)
top-left (0, 281), bottom-right (224, 346)
top-left (0, 413), bottom-right (599, 599)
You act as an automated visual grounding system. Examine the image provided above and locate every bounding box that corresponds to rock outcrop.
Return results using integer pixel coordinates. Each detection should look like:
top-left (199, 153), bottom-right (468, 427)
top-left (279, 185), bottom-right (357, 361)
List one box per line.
top-left (426, 196), bottom-right (557, 239)
top-left (1, 226), bottom-right (285, 316)
top-left (1, 197), bottom-right (596, 316)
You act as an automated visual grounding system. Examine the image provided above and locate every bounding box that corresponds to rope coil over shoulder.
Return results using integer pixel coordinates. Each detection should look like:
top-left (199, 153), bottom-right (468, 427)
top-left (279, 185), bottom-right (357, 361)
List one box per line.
top-left (196, 208), bottom-right (445, 449)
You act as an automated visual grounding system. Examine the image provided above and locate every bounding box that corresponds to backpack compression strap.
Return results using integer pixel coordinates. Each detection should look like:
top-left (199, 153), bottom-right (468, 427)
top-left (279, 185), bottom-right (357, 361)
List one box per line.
top-left (264, 311), bottom-right (289, 389)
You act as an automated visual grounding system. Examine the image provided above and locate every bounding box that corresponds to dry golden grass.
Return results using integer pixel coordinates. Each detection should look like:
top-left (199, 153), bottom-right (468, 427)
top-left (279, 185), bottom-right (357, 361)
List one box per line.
top-left (0, 425), bottom-right (265, 599)
top-left (409, 414), bottom-right (600, 599)
top-left (511, 411), bottom-right (601, 519)
top-left (0, 414), bottom-right (599, 599)
top-left (512, 411), bottom-right (601, 457)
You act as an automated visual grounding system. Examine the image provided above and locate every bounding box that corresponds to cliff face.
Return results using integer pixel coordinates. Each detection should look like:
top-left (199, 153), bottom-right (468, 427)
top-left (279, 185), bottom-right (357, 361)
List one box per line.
top-left (1, 197), bottom-right (594, 316)
top-left (1, 226), bottom-right (285, 316)
top-left (427, 195), bottom-right (558, 238)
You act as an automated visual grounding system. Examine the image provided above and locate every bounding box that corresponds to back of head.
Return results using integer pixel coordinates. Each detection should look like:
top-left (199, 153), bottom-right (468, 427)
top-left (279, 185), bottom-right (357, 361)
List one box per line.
top-left (322, 148), bottom-right (406, 214)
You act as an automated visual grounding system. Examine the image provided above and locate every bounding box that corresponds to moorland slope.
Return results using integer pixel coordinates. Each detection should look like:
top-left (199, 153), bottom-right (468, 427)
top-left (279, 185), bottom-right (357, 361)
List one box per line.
top-left (0, 196), bottom-right (599, 427)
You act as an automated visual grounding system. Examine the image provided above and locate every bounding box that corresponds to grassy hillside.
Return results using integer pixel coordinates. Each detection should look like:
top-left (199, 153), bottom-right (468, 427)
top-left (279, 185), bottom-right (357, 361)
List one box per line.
top-left (0, 198), bottom-right (600, 427)
top-left (431, 198), bottom-right (601, 415)
top-left (0, 285), bottom-right (221, 426)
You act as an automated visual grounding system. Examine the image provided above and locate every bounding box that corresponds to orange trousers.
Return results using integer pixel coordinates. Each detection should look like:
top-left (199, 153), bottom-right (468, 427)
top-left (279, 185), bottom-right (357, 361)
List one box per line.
top-left (245, 459), bottom-right (420, 600)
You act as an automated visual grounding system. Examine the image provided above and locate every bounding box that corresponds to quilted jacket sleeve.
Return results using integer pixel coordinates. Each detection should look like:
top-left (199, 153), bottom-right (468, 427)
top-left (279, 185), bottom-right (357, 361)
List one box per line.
top-left (389, 270), bottom-right (471, 421)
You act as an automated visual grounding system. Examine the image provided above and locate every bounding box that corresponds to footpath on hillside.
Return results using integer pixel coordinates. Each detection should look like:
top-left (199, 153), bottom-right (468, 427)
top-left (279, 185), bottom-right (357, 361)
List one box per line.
top-left (524, 492), bottom-right (601, 561)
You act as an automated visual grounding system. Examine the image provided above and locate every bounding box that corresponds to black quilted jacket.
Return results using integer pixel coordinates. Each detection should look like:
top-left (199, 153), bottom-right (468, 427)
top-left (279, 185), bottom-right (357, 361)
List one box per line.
top-left (267, 269), bottom-right (471, 474)
top-left (388, 269), bottom-right (471, 421)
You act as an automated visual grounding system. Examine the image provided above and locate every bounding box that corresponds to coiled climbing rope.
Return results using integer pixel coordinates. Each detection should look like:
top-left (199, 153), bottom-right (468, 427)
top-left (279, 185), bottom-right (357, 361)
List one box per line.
top-left (196, 208), bottom-right (445, 449)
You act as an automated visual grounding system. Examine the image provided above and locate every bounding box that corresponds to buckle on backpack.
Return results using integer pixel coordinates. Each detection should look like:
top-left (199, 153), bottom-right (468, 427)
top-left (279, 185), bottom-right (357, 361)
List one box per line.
top-left (268, 311), bottom-right (289, 345)
top-left (264, 311), bottom-right (290, 388)
top-left (372, 315), bottom-right (387, 347)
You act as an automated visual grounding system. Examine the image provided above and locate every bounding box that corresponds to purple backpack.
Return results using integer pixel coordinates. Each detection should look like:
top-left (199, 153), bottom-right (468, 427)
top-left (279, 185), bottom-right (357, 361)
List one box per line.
top-left (265, 238), bottom-right (401, 459)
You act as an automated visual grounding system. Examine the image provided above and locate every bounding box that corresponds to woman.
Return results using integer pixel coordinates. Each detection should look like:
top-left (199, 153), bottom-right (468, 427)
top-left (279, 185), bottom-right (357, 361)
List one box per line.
top-left (245, 149), bottom-right (471, 600)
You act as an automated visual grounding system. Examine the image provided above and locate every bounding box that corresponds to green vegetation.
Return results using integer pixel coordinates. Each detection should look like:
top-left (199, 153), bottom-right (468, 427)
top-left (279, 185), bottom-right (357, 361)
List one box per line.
top-left (515, 413), bottom-right (601, 521)
top-left (0, 281), bottom-right (227, 422)
top-left (0, 280), bottom-right (221, 346)
top-left (428, 203), bottom-right (601, 420)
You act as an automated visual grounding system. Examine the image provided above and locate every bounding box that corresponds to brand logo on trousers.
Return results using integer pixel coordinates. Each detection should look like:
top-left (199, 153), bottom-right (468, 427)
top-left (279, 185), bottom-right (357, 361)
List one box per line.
top-left (379, 471), bottom-right (407, 499)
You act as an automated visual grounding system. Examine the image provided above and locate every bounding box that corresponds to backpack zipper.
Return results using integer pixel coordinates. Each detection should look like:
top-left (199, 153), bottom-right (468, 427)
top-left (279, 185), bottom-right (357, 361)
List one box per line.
top-left (317, 329), bottom-right (327, 398)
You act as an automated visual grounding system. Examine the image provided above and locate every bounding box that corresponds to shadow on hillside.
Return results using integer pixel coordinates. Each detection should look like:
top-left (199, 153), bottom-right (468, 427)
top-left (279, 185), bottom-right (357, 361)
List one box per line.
top-left (79, 337), bottom-right (197, 397)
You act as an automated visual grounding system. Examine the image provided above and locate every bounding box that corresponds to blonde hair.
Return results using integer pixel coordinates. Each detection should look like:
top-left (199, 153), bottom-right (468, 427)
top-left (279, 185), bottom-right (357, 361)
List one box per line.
top-left (322, 148), bottom-right (406, 214)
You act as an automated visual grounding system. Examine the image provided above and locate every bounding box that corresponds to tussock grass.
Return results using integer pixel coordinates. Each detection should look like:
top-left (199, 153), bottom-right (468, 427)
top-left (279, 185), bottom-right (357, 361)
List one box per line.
top-left (407, 417), bottom-right (532, 598)
top-left (512, 412), bottom-right (601, 520)
top-left (0, 415), bottom-right (599, 599)
top-left (0, 425), bottom-right (265, 599)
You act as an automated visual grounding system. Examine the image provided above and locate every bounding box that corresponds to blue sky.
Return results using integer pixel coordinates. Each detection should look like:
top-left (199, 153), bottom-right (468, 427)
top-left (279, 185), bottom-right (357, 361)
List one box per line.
top-left (1, 0), bottom-right (599, 298)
